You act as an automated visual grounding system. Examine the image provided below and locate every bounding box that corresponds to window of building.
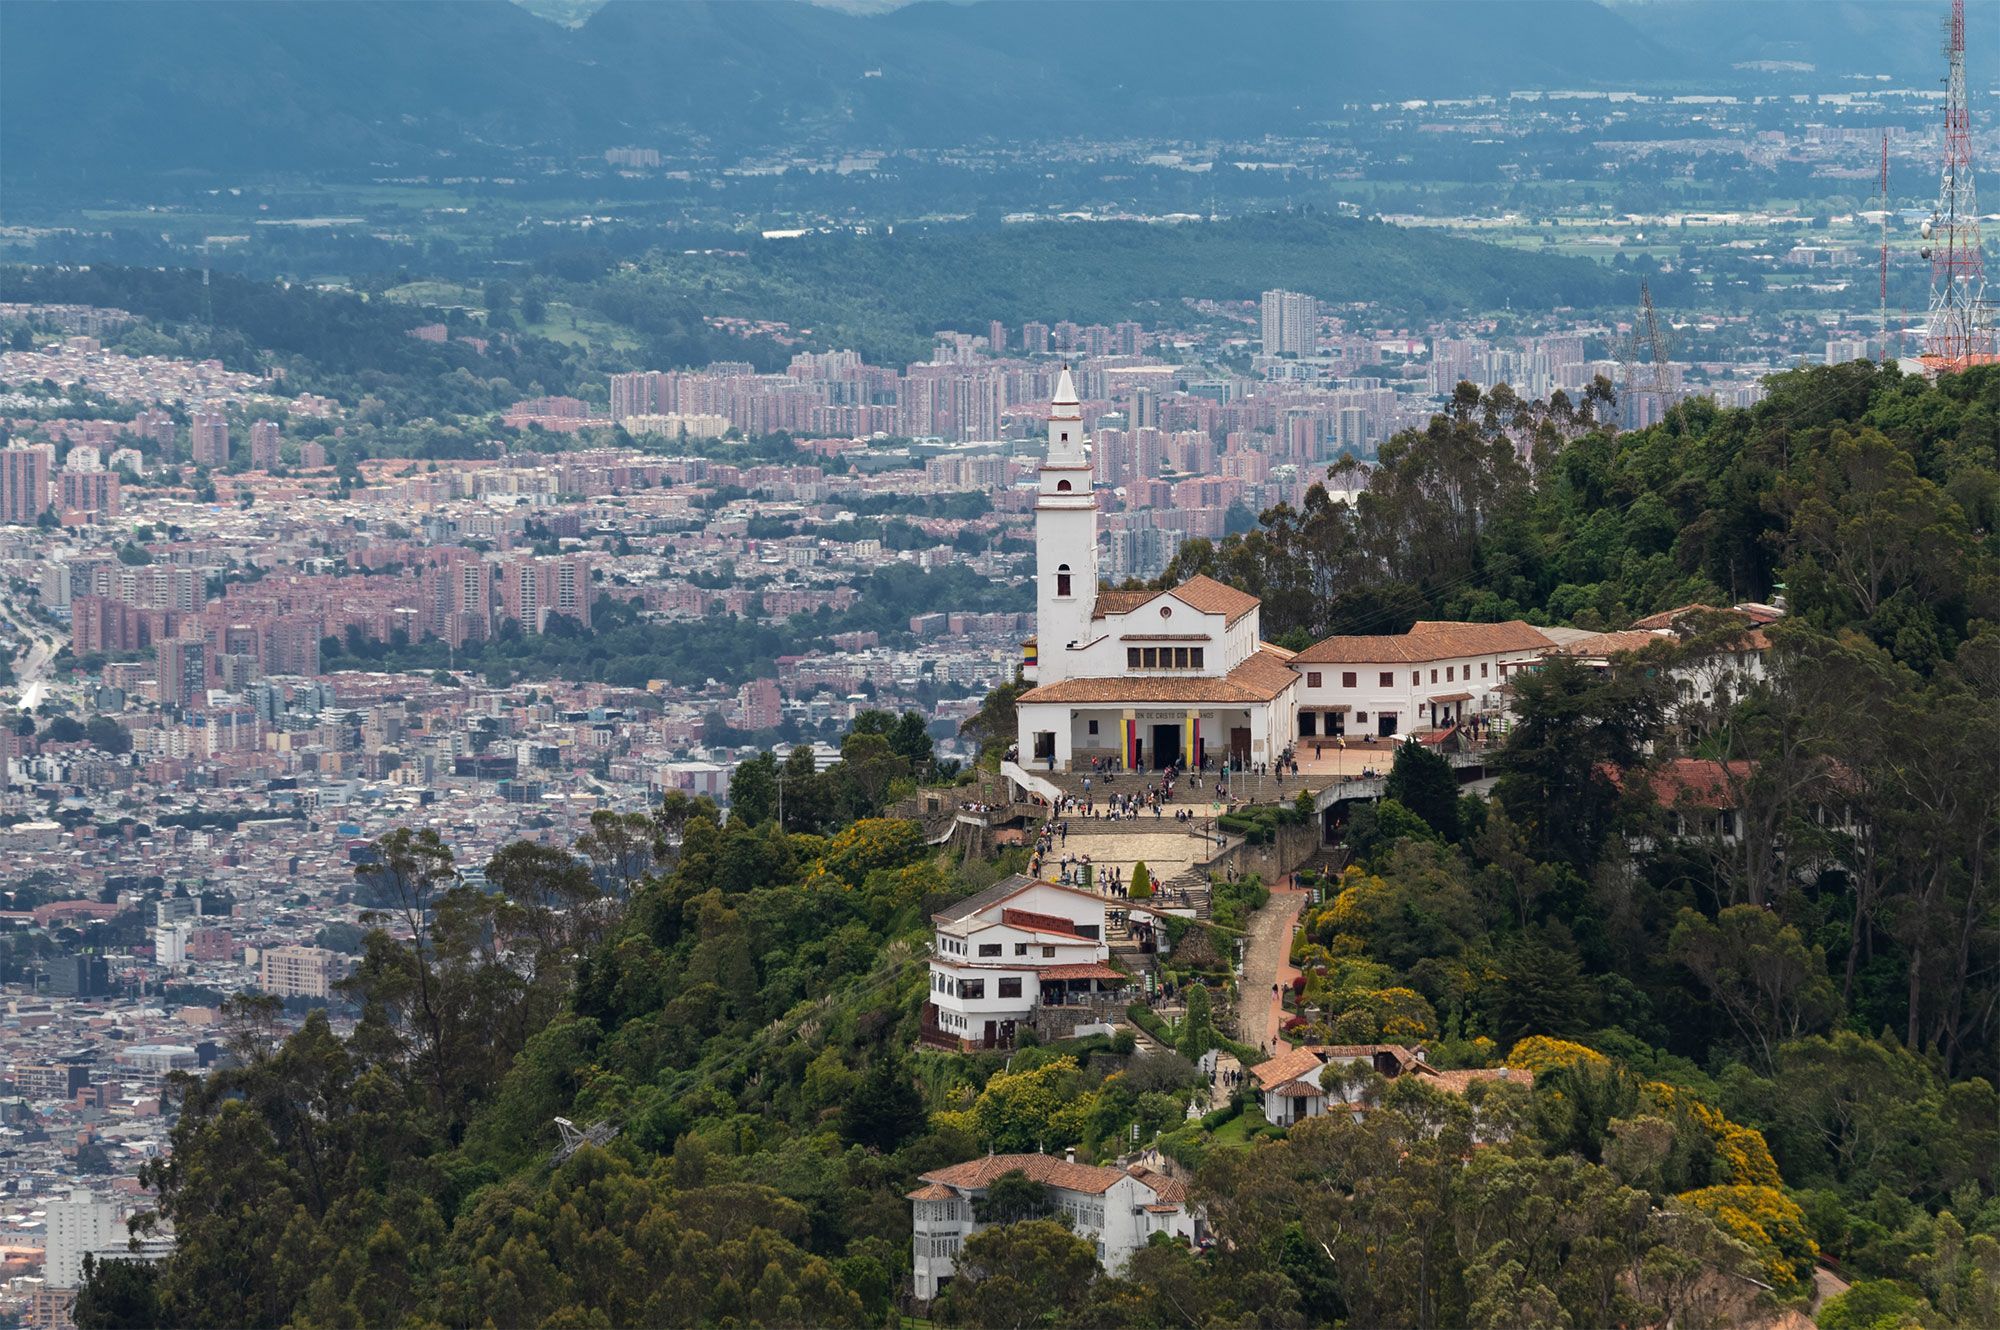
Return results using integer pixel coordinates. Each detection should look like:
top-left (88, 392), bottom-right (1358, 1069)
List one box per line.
top-left (1481, 662), bottom-right (1489, 677)
top-left (1379, 672), bottom-right (1393, 687)
top-left (1174, 647), bottom-right (1189, 668)
top-left (1191, 647), bottom-right (1204, 668)
top-left (978, 943), bottom-right (1001, 957)
top-left (1431, 668), bottom-right (1439, 683)
top-left (1141, 647), bottom-right (1158, 668)
top-left (1056, 479), bottom-right (1072, 492)
top-left (1306, 672), bottom-right (1322, 688)
top-left (1056, 564), bottom-right (1072, 598)
top-left (959, 978), bottom-right (985, 1000)
top-left (1087, 720), bottom-right (1099, 735)
top-left (1043, 946), bottom-right (1056, 958)
top-left (1015, 943), bottom-right (1029, 956)
top-left (1411, 672), bottom-right (1420, 686)
top-left (1446, 666), bottom-right (1455, 681)
top-left (1060, 432), bottom-right (1070, 443)
top-left (998, 977), bottom-right (1022, 998)
top-left (1356, 711), bottom-right (1368, 722)
top-left (1342, 671), bottom-right (1357, 688)
top-left (1127, 648), bottom-right (1141, 668)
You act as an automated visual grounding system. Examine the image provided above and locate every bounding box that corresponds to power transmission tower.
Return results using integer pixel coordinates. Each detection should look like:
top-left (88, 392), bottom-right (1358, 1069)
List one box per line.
top-left (1619, 281), bottom-right (1678, 426)
top-left (1921, 0), bottom-right (1993, 372)
top-left (200, 239), bottom-right (214, 330)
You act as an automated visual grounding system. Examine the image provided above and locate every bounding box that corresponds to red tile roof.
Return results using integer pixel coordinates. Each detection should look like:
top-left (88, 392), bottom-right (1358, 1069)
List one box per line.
top-left (1611, 757), bottom-right (1754, 811)
top-left (1126, 1165), bottom-right (1187, 1203)
top-left (1091, 589), bottom-right (1155, 620)
top-left (1165, 574), bottom-right (1262, 624)
top-left (1039, 962), bottom-right (1127, 981)
top-left (1001, 907), bottom-right (1087, 938)
top-left (1629, 603), bottom-right (1726, 630)
top-left (1090, 574), bottom-right (1261, 626)
top-left (905, 1183), bottom-right (955, 1201)
top-left (921, 1153), bottom-right (1137, 1197)
top-left (1018, 642), bottom-right (1299, 705)
top-left (1291, 620), bottom-right (1554, 665)
top-left (1554, 629), bottom-right (1668, 657)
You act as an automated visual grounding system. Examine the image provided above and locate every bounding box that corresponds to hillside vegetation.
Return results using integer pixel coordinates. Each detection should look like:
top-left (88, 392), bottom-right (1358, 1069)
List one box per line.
top-left (78, 365), bottom-right (2000, 1329)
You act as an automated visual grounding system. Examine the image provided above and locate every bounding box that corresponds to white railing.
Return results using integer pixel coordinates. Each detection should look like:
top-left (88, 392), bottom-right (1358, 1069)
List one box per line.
top-left (1000, 759), bottom-right (1063, 808)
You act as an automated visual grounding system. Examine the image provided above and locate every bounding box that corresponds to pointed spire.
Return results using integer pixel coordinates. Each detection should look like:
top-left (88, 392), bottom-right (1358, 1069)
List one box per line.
top-left (1051, 365), bottom-right (1080, 413)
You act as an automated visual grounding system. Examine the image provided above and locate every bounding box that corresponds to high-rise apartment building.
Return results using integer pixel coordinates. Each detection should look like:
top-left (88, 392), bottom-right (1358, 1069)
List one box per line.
top-left (248, 419), bottom-right (281, 469)
top-left (44, 1189), bottom-right (121, 1289)
top-left (500, 555), bottom-right (592, 633)
top-left (1260, 289), bottom-right (1317, 357)
top-left (57, 471), bottom-right (119, 519)
top-left (156, 635), bottom-right (208, 711)
top-left (189, 412), bottom-right (229, 468)
top-left (260, 945), bottom-right (339, 999)
top-left (0, 446), bottom-right (51, 523)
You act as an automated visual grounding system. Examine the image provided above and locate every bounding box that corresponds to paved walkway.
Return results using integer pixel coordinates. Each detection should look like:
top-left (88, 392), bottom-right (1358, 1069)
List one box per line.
top-left (1236, 882), bottom-right (1307, 1061)
top-left (1040, 825), bottom-right (1209, 890)
top-left (1209, 1052), bottom-right (1244, 1110)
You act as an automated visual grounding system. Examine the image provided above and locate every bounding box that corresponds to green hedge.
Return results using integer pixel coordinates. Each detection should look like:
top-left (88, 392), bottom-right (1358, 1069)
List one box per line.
top-left (1216, 801), bottom-right (1312, 845)
top-left (1126, 1002), bottom-right (1173, 1045)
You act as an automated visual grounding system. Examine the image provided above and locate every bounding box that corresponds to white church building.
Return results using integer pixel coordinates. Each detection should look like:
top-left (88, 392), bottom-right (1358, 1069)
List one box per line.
top-left (1014, 370), bottom-right (1298, 772)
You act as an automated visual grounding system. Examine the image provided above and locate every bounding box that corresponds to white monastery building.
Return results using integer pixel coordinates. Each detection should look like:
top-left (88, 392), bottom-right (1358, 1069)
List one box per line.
top-left (1015, 369), bottom-right (1300, 772)
top-left (1007, 373), bottom-right (1783, 773)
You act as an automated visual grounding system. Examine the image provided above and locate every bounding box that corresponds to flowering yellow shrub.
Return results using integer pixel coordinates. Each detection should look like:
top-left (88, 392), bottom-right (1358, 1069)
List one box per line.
top-left (1505, 1036), bottom-right (1610, 1073)
top-left (1678, 1184), bottom-right (1817, 1293)
top-left (1373, 987), bottom-right (1440, 1041)
top-left (1647, 1084), bottom-right (1782, 1189)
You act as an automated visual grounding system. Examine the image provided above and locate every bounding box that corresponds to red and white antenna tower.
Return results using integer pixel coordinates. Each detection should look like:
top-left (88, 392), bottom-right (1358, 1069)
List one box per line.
top-left (1921, 0), bottom-right (1993, 372)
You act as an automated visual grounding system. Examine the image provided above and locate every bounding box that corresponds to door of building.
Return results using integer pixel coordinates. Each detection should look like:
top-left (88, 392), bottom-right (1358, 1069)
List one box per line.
top-left (1149, 723), bottom-right (1183, 770)
top-left (1230, 728), bottom-right (1251, 765)
top-left (1378, 712), bottom-right (1398, 737)
top-left (982, 1020), bottom-right (997, 1049)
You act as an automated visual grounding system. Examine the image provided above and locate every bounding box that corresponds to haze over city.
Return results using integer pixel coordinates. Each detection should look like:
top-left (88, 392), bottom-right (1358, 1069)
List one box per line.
top-left (0, 3), bottom-right (1994, 1328)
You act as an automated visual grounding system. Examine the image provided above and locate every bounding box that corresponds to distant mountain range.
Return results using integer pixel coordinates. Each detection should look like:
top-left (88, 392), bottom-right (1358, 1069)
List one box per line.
top-left (0, 0), bottom-right (1987, 190)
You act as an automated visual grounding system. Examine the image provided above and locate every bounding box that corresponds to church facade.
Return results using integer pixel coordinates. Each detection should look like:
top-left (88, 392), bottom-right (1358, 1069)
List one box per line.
top-left (1015, 370), bottom-right (1298, 772)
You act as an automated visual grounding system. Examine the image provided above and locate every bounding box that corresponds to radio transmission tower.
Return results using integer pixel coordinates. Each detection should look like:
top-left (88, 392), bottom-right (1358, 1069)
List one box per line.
top-left (1921, 0), bottom-right (1993, 372)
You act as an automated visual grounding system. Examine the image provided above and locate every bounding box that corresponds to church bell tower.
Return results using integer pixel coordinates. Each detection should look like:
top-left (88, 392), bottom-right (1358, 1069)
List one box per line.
top-left (1033, 367), bottom-right (1096, 685)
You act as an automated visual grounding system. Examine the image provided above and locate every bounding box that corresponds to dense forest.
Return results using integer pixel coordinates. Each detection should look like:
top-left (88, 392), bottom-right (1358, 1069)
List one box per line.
top-left (79, 364), bottom-right (1999, 1329)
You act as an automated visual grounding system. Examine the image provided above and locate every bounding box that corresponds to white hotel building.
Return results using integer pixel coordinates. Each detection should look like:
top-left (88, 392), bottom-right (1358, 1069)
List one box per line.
top-left (908, 1153), bottom-right (1196, 1301)
top-left (921, 874), bottom-right (1145, 1052)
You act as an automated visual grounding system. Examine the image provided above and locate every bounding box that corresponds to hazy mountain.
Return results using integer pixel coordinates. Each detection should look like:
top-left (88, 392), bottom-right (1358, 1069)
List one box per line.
top-left (0, 0), bottom-right (1981, 191)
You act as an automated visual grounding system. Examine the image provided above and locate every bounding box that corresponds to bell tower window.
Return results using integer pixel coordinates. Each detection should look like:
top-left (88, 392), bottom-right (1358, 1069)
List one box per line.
top-left (1056, 564), bottom-right (1072, 598)
top-left (1056, 479), bottom-right (1072, 492)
